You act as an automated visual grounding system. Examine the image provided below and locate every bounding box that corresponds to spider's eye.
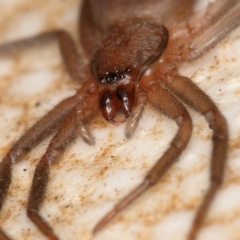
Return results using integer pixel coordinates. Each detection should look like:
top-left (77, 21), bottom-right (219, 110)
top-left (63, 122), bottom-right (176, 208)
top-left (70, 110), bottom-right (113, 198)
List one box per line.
top-left (107, 72), bottom-right (118, 84)
top-left (98, 74), bottom-right (106, 83)
top-left (97, 69), bottom-right (129, 85)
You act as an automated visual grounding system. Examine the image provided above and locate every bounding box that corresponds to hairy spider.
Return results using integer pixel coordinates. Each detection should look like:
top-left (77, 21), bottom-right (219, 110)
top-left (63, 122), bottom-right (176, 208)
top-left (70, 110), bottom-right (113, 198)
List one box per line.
top-left (1, 1), bottom-right (239, 239)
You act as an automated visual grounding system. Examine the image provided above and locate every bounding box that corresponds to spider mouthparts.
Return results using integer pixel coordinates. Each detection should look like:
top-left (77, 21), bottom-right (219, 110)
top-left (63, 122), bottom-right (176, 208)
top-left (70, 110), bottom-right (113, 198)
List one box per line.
top-left (107, 116), bottom-right (127, 125)
top-left (99, 83), bottom-right (136, 125)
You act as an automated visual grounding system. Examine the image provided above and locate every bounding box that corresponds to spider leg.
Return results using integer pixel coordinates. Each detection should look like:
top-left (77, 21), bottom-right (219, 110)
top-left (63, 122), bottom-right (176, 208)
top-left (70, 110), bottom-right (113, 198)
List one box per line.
top-left (0, 92), bottom-right (83, 239)
top-left (164, 74), bottom-right (228, 240)
top-left (169, 2), bottom-right (240, 62)
top-left (0, 93), bottom-right (82, 206)
top-left (26, 93), bottom-right (98, 240)
top-left (170, 0), bottom-right (238, 40)
top-left (93, 81), bottom-right (193, 233)
top-left (0, 25), bottom-right (97, 237)
top-left (27, 111), bottom-right (77, 240)
top-left (0, 30), bottom-right (86, 81)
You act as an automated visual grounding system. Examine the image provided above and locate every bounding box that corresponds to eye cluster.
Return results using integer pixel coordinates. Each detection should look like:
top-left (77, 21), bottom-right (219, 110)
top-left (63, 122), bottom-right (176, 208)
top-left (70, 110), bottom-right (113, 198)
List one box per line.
top-left (97, 68), bottom-right (131, 84)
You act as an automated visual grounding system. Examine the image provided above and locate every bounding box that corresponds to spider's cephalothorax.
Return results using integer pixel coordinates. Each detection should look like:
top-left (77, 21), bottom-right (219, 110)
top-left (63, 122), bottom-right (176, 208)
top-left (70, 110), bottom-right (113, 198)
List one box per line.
top-left (91, 20), bottom-right (168, 124)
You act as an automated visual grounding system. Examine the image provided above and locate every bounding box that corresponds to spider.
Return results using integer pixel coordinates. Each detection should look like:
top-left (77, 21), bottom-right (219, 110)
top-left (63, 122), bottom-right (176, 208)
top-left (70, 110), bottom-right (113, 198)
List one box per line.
top-left (0, 1), bottom-right (240, 239)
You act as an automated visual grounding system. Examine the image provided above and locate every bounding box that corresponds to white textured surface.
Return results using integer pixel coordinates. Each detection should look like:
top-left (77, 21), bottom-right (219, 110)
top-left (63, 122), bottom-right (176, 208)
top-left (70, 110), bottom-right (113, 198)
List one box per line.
top-left (0, 1), bottom-right (240, 240)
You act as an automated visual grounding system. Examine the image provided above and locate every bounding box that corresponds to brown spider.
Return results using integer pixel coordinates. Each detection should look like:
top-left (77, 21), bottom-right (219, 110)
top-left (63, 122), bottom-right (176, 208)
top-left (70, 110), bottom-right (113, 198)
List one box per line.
top-left (1, 1), bottom-right (239, 239)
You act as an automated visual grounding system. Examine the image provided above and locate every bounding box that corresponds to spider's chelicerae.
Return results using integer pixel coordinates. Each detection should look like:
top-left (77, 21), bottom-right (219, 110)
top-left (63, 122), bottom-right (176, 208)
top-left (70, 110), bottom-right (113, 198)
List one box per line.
top-left (0, 0), bottom-right (240, 240)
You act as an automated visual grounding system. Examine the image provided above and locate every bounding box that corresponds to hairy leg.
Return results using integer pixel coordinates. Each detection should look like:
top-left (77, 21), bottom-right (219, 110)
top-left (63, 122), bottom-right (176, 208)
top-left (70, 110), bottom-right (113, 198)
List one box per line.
top-left (166, 75), bottom-right (228, 240)
top-left (26, 89), bottom-right (98, 240)
top-left (169, 0), bottom-right (238, 40)
top-left (0, 15), bottom-right (97, 237)
top-left (168, 0), bottom-right (240, 62)
top-left (0, 93), bottom-right (83, 239)
top-left (27, 111), bottom-right (77, 240)
top-left (0, 30), bottom-right (86, 81)
top-left (139, 63), bottom-right (228, 239)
